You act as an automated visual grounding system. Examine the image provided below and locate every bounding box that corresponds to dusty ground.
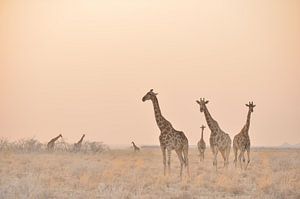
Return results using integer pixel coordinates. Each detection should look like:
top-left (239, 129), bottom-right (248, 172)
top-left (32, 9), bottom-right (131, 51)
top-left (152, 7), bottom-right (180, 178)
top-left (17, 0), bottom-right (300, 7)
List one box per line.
top-left (0, 148), bottom-right (299, 199)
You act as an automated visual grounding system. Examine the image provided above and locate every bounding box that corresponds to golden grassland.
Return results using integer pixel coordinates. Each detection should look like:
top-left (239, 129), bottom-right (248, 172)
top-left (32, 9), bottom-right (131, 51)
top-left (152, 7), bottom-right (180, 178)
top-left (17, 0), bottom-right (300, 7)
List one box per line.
top-left (0, 148), bottom-right (299, 199)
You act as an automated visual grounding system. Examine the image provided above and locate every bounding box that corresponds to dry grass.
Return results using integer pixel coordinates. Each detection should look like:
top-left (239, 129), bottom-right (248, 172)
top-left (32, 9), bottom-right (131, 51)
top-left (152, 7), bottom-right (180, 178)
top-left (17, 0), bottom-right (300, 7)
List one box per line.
top-left (0, 148), bottom-right (299, 198)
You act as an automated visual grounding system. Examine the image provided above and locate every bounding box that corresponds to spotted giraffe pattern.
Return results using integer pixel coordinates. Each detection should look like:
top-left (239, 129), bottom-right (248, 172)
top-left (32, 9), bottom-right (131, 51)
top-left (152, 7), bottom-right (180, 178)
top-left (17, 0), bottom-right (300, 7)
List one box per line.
top-left (196, 98), bottom-right (231, 170)
top-left (233, 102), bottom-right (255, 169)
top-left (143, 89), bottom-right (190, 178)
top-left (197, 125), bottom-right (206, 161)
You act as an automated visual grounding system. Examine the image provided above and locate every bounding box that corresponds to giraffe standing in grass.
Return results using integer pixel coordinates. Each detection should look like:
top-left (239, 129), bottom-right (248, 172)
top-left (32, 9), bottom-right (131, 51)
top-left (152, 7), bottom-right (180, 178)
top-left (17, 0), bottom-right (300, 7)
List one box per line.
top-left (74, 134), bottom-right (85, 152)
top-left (142, 89), bottom-right (190, 178)
top-left (233, 102), bottom-right (255, 169)
top-left (131, 141), bottom-right (140, 152)
top-left (197, 125), bottom-right (206, 161)
top-left (196, 98), bottom-right (231, 170)
top-left (47, 134), bottom-right (62, 151)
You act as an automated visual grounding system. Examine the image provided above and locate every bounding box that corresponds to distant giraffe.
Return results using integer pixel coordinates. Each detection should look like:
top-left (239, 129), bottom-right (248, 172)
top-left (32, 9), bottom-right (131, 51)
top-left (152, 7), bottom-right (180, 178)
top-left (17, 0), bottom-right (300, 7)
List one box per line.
top-left (233, 102), bottom-right (255, 169)
top-left (143, 89), bottom-right (189, 178)
top-left (74, 134), bottom-right (85, 152)
top-left (196, 98), bottom-right (231, 170)
top-left (131, 141), bottom-right (140, 152)
top-left (197, 125), bottom-right (206, 161)
top-left (47, 134), bottom-right (62, 151)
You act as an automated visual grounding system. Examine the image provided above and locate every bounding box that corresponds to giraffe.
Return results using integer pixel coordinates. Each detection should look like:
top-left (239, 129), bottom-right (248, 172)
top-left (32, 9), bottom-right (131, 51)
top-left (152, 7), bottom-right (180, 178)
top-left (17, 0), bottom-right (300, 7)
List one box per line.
top-left (196, 98), bottom-right (231, 170)
top-left (197, 125), bottom-right (206, 161)
top-left (233, 101), bottom-right (255, 169)
top-left (74, 134), bottom-right (85, 152)
top-left (47, 134), bottom-right (62, 151)
top-left (142, 89), bottom-right (190, 178)
top-left (131, 141), bottom-right (140, 152)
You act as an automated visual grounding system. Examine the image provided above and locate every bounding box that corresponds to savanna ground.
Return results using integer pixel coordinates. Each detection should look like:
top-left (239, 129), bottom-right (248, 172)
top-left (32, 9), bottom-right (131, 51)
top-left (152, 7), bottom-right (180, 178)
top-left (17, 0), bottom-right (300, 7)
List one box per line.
top-left (0, 148), bottom-right (299, 199)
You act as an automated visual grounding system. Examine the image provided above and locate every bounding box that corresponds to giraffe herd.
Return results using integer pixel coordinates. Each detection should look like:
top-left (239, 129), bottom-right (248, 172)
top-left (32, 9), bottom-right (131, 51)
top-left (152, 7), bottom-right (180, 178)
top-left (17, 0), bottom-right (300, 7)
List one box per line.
top-left (47, 134), bottom-right (85, 152)
top-left (143, 89), bottom-right (255, 177)
top-left (46, 88), bottom-right (255, 179)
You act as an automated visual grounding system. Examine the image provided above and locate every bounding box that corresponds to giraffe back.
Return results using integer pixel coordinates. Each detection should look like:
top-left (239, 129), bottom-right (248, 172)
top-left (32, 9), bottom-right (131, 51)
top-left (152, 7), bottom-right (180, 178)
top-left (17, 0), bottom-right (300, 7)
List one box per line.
top-left (159, 129), bottom-right (188, 150)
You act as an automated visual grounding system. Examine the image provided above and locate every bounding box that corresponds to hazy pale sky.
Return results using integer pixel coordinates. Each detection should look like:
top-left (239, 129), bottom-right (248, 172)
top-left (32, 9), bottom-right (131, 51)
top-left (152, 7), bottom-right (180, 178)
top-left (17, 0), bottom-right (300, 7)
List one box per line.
top-left (1, 0), bottom-right (299, 146)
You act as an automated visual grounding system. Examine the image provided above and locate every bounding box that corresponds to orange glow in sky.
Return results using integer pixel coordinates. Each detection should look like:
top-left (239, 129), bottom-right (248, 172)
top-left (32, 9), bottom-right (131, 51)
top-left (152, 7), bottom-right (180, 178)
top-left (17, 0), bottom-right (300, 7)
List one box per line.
top-left (1, 0), bottom-right (300, 146)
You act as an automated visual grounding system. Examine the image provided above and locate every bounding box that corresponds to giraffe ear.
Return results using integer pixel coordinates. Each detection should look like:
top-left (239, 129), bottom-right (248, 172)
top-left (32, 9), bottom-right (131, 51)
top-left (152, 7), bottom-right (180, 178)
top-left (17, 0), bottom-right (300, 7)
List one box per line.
top-left (246, 104), bottom-right (249, 107)
top-left (150, 89), bottom-right (153, 92)
top-left (196, 100), bottom-right (200, 104)
top-left (205, 100), bottom-right (209, 104)
top-left (253, 104), bottom-right (256, 107)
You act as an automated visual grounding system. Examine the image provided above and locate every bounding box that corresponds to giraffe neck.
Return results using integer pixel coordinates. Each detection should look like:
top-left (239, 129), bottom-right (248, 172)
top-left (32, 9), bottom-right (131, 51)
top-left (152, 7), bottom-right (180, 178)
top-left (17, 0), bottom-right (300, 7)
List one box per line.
top-left (203, 106), bottom-right (218, 132)
top-left (78, 135), bottom-right (85, 144)
top-left (151, 96), bottom-right (168, 130)
top-left (201, 129), bottom-right (204, 140)
top-left (132, 143), bottom-right (136, 148)
top-left (243, 109), bottom-right (252, 134)
top-left (52, 135), bottom-right (61, 142)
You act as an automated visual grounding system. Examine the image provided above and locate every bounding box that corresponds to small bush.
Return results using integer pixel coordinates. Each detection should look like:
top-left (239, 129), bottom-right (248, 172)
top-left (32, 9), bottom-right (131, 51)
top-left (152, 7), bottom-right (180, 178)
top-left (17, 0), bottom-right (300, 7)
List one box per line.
top-left (81, 141), bottom-right (110, 153)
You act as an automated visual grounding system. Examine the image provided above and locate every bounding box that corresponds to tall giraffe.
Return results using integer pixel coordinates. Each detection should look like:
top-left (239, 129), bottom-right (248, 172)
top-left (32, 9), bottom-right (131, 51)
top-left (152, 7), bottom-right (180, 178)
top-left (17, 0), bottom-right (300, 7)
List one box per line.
top-left (142, 89), bottom-right (189, 178)
top-left (197, 125), bottom-right (206, 161)
top-left (131, 141), bottom-right (140, 152)
top-left (74, 134), bottom-right (85, 152)
top-left (233, 102), bottom-right (255, 169)
top-left (47, 134), bottom-right (62, 151)
top-left (196, 98), bottom-right (231, 170)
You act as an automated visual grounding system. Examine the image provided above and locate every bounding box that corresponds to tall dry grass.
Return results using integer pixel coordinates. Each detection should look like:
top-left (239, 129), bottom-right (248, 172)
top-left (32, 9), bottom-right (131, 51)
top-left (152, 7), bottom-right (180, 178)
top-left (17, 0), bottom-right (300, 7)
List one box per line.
top-left (0, 147), bottom-right (299, 198)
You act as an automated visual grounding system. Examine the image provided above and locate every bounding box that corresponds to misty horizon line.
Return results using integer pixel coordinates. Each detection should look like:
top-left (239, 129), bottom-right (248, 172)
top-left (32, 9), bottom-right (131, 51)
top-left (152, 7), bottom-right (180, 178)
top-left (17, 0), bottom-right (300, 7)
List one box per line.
top-left (1, 136), bottom-right (299, 148)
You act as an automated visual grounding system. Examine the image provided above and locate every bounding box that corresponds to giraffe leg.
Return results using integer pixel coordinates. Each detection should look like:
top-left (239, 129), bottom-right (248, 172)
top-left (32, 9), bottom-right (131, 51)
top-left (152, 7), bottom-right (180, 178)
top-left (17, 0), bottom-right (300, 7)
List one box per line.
top-left (213, 148), bottom-right (218, 171)
top-left (199, 152), bottom-right (202, 162)
top-left (222, 149), bottom-right (228, 167)
top-left (233, 146), bottom-right (238, 168)
top-left (183, 147), bottom-right (190, 177)
top-left (161, 146), bottom-right (166, 176)
top-left (175, 149), bottom-right (184, 178)
top-left (245, 149), bottom-right (250, 169)
top-left (220, 150), bottom-right (226, 167)
top-left (238, 150), bottom-right (245, 170)
top-left (199, 152), bottom-right (201, 162)
top-left (226, 146), bottom-right (231, 168)
top-left (167, 149), bottom-right (171, 175)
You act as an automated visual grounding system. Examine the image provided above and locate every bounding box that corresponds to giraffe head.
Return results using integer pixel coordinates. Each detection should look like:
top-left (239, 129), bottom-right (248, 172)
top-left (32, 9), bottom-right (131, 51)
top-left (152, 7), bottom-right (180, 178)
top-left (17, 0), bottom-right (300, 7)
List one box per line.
top-left (246, 101), bottom-right (256, 112)
top-left (142, 89), bottom-right (158, 102)
top-left (196, 98), bottom-right (209, 112)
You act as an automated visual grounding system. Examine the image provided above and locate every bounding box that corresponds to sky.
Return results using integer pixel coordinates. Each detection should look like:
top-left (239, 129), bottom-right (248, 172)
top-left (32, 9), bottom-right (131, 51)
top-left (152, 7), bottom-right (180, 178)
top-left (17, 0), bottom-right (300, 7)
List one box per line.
top-left (1, 0), bottom-right (300, 146)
